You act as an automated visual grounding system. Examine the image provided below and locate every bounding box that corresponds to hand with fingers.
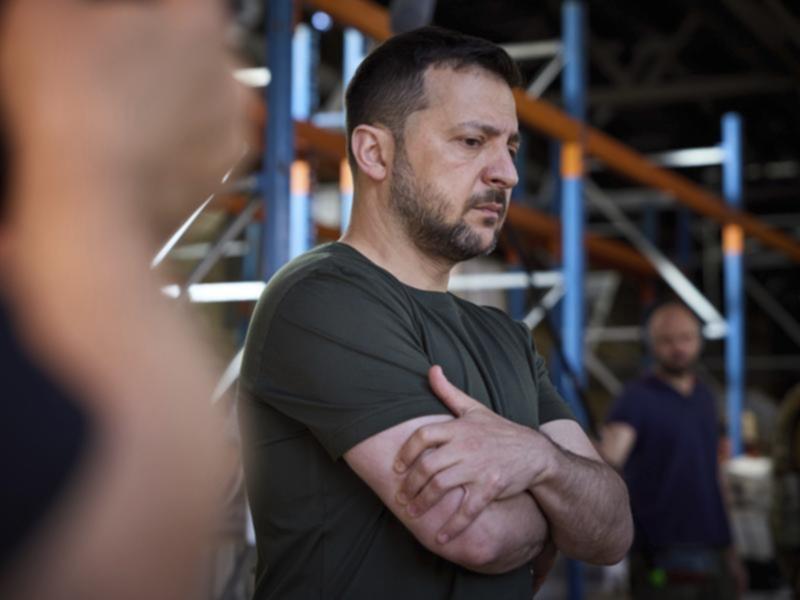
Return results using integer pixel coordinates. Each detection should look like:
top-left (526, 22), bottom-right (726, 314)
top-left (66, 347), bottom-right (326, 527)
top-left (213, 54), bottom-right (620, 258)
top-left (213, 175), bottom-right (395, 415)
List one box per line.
top-left (394, 365), bottom-right (556, 544)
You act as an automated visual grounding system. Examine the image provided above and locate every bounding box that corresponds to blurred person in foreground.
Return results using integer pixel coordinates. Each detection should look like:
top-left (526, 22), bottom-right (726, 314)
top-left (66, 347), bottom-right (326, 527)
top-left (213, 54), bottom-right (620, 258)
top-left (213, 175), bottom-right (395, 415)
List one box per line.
top-left (0, 0), bottom-right (246, 598)
top-left (600, 301), bottom-right (746, 599)
top-left (770, 382), bottom-right (800, 596)
top-left (239, 26), bottom-right (632, 599)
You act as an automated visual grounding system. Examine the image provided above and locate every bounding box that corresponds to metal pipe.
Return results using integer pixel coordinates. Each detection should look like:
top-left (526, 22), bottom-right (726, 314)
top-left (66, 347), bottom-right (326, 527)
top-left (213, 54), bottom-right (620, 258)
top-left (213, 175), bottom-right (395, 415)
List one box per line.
top-left (290, 161), bottom-right (313, 259)
top-left (290, 23), bottom-right (316, 259)
top-left (340, 160), bottom-right (354, 232)
top-left (512, 91), bottom-right (800, 262)
top-left (561, 0), bottom-right (589, 428)
top-left (562, 4), bottom-right (587, 598)
top-left (341, 28), bottom-right (365, 230)
top-left (745, 275), bottom-right (800, 350)
top-left (185, 199), bottom-right (261, 288)
top-left (501, 39), bottom-right (562, 61)
top-left (585, 180), bottom-right (727, 339)
top-left (722, 113), bottom-right (745, 456)
top-left (526, 52), bottom-right (564, 98)
top-left (261, 0), bottom-right (293, 279)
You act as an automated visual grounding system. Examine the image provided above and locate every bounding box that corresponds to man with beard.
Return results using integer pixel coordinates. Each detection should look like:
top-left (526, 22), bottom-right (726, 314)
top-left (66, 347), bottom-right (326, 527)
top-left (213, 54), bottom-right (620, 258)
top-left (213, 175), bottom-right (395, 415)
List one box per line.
top-left (239, 26), bottom-right (632, 600)
top-left (601, 301), bottom-right (745, 599)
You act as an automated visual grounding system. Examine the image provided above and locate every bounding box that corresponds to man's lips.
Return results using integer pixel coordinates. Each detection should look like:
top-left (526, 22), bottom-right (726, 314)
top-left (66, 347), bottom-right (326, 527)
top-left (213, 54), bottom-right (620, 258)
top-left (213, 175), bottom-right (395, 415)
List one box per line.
top-left (471, 203), bottom-right (504, 216)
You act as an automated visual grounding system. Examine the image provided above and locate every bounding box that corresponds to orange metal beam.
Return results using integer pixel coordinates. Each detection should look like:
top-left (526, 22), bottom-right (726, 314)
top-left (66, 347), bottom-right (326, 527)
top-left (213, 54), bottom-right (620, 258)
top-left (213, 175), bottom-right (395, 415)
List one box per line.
top-left (514, 92), bottom-right (800, 262)
top-left (505, 204), bottom-right (655, 276)
top-left (306, 0), bottom-right (800, 263)
top-left (249, 98), bottom-right (347, 162)
top-left (296, 120), bottom-right (347, 161)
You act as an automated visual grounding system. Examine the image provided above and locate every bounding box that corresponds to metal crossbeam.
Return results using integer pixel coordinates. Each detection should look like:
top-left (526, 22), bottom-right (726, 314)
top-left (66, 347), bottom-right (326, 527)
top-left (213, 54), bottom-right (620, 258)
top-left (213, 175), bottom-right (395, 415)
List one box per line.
top-left (585, 179), bottom-right (727, 339)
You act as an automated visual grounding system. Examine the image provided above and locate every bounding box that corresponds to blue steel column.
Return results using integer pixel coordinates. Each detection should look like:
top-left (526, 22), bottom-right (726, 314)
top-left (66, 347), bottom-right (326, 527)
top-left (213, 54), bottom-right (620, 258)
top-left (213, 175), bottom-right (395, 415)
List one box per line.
top-left (340, 29), bottom-right (366, 231)
top-left (260, 0), bottom-right (294, 279)
top-left (562, 4), bottom-right (587, 600)
top-left (561, 1), bottom-right (589, 427)
top-left (290, 23), bottom-right (315, 259)
top-left (722, 113), bottom-right (745, 456)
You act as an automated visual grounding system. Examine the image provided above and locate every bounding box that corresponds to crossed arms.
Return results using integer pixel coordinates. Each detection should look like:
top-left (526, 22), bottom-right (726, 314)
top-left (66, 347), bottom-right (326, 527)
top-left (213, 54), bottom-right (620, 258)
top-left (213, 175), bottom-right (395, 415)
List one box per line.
top-left (345, 366), bottom-right (633, 578)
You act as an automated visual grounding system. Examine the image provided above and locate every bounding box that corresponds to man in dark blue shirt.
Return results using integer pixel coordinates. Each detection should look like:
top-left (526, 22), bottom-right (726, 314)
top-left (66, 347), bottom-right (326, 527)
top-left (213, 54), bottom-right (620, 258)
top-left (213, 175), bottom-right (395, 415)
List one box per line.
top-left (600, 302), bottom-right (746, 599)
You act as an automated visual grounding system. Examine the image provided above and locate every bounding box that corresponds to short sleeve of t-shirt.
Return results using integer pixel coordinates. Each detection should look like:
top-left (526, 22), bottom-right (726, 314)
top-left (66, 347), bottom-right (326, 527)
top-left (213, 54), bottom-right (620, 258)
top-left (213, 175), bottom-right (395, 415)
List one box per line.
top-left (243, 271), bottom-right (450, 460)
top-left (512, 313), bottom-right (577, 426)
top-left (527, 332), bottom-right (575, 425)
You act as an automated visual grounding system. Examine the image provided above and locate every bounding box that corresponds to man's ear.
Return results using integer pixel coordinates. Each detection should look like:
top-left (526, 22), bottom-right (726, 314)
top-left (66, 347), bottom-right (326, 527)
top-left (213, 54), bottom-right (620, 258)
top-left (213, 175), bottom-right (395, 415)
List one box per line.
top-left (350, 124), bottom-right (394, 182)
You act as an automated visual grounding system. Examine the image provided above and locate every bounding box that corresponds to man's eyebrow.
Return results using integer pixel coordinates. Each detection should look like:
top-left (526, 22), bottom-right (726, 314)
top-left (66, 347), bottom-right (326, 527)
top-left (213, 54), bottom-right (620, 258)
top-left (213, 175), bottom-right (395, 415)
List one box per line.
top-left (454, 121), bottom-right (521, 145)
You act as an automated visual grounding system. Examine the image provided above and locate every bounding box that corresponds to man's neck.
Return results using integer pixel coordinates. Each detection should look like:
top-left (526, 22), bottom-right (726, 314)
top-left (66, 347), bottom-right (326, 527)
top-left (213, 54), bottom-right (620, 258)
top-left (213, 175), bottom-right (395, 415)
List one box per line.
top-left (653, 367), bottom-right (696, 397)
top-left (340, 195), bottom-right (454, 292)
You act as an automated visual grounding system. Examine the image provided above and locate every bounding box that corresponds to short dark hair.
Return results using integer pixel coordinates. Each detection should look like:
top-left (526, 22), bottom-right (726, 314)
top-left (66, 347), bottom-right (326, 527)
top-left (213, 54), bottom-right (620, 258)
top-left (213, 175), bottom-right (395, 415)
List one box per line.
top-left (644, 299), bottom-right (701, 345)
top-left (344, 26), bottom-right (521, 172)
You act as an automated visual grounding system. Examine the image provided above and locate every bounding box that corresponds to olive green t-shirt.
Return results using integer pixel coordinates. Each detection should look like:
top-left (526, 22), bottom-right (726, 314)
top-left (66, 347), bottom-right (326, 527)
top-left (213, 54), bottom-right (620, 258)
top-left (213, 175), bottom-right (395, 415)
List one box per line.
top-left (238, 242), bottom-right (574, 600)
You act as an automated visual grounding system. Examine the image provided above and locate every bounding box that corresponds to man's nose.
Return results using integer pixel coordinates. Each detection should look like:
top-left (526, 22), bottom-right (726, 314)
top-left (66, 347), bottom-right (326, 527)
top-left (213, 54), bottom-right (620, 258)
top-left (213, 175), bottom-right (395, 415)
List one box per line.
top-left (483, 144), bottom-right (519, 191)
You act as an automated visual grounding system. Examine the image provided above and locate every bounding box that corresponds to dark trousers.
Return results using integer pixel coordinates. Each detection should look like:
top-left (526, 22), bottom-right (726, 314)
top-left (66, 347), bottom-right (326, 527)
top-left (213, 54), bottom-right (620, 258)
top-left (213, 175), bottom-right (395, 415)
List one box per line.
top-left (775, 548), bottom-right (800, 598)
top-left (629, 547), bottom-right (735, 600)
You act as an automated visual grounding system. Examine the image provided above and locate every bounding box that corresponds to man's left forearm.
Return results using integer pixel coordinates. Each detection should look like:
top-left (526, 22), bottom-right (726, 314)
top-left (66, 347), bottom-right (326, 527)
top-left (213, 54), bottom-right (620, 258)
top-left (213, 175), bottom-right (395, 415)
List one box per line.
top-left (530, 435), bottom-right (633, 565)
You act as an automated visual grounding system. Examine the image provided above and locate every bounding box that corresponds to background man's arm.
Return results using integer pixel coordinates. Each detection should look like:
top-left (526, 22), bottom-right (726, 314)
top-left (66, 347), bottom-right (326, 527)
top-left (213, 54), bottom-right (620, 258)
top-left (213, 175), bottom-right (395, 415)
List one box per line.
top-left (345, 415), bottom-right (549, 574)
top-left (598, 422), bottom-right (637, 470)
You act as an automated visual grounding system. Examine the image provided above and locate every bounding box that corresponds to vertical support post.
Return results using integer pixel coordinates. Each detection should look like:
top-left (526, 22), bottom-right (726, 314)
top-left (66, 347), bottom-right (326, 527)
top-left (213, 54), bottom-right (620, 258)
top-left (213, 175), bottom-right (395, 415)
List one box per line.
top-left (640, 205), bottom-right (659, 368)
top-left (341, 29), bottom-right (365, 230)
top-left (290, 23), bottom-right (315, 259)
top-left (675, 206), bottom-right (691, 270)
top-left (340, 161), bottom-right (354, 233)
top-left (343, 28), bottom-right (365, 89)
top-left (722, 112), bottom-right (745, 457)
top-left (292, 23), bottom-right (313, 121)
top-left (290, 161), bottom-right (312, 259)
top-left (260, 0), bottom-right (294, 279)
top-left (561, 1), bottom-right (589, 428)
top-left (562, 3), bottom-right (587, 599)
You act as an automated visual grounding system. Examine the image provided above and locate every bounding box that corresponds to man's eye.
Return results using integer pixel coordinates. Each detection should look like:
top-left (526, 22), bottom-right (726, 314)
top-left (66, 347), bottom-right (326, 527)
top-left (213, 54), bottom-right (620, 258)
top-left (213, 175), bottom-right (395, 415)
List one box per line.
top-left (463, 137), bottom-right (482, 148)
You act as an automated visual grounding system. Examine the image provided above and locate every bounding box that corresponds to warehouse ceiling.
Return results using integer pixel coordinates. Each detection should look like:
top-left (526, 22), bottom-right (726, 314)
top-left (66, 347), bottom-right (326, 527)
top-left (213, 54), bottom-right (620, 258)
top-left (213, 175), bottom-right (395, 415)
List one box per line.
top-left (231, 0), bottom-right (800, 398)
top-left (419, 0), bottom-right (800, 213)
top-left (231, 0), bottom-right (800, 214)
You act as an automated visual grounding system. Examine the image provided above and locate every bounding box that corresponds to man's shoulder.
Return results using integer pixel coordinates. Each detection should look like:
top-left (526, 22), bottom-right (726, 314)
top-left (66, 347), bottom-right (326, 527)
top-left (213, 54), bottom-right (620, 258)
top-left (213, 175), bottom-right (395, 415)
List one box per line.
top-left (261, 243), bottom-right (401, 308)
top-left (249, 243), bottom-right (413, 336)
top-left (265, 242), bottom-right (362, 292)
